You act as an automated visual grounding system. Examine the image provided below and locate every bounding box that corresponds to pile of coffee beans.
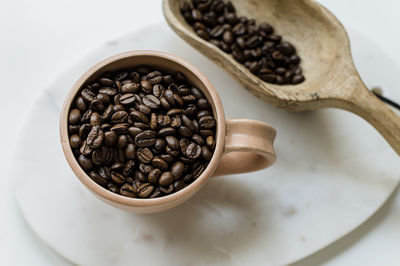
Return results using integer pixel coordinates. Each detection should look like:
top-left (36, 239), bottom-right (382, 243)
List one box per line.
top-left (68, 67), bottom-right (216, 198)
top-left (180, 0), bottom-right (305, 85)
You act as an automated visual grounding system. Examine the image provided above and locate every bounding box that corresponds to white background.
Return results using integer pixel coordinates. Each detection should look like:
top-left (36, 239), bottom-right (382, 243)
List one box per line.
top-left (1, 0), bottom-right (399, 265)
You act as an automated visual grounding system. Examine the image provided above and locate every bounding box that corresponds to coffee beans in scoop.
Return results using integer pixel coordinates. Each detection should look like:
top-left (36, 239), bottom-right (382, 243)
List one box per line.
top-left (180, 0), bottom-right (305, 85)
top-left (68, 67), bottom-right (216, 198)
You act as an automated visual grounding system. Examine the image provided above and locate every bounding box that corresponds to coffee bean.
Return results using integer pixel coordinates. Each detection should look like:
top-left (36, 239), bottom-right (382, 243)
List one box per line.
top-left (79, 124), bottom-right (91, 139)
top-left (75, 97), bottom-right (87, 112)
top-left (155, 139), bottom-right (167, 151)
top-left (111, 111), bottom-right (128, 124)
top-left (160, 184), bottom-right (174, 194)
top-left (110, 123), bottom-right (129, 134)
top-left (81, 89), bottom-right (96, 102)
top-left (138, 184), bottom-right (154, 198)
top-left (196, 29), bottom-right (210, 40)
top-left (186, 143), bottom-right (201, 159)
top-left (170, 115), bottom-right (181, 128)
top-left (89, 171), bottom-right (108, 187)
top-left (147, 71), bottom-right (162, 84)
top-left (120, 183), bottom-right (137, 198)
top-left (140, 80), bottom-right (152, 93)
top-left (90, 112), bottom-right (101, 126)
top-left (178, 126), bottom-right (192, 137)
top-left (137, 148), bottom-right (153, 163)
top-left (86, 126), bottom-right (104, 149)
top-left (171, 161), bottom-right (184, 180)
top-left (199, 115), bottom-right (216, 129)
top-left (292, 74), bottom-right (305, 84)
top-left (135, 130), bottom-right (156, 147)
top-left (142, 94), bottom-right (161, 109)
top-left (70, 134), bottom-right (82, 149)
top-left (159, 171), bottom-right (173, 186)
top-left (152, 157), bottom-right (168, 171)
top-left (130, 110), bottom-right (149, 123)
top-left (159, 127), bottom-right (176, 136)
top-left (119, 93), bottom-right (136, 105)
top-left (148, 168), bottom-right (161, 184)
top-left (69, 109), bottom-right (81, 125)
top-left (174, 180), bottom-right (185, 192)
top-left (78, 155), bottom-right (92, 170)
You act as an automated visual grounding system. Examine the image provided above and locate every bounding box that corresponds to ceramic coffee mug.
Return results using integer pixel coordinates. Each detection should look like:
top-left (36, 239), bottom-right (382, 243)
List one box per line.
top-left (60, 50), bottom-right (277, 213)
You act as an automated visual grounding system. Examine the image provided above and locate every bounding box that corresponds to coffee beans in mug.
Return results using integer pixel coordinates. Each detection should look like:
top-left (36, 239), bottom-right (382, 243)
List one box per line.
top-left (180, 0), bottom-right (305, 85)
top-left (68, 67), bottom-right (216, 198)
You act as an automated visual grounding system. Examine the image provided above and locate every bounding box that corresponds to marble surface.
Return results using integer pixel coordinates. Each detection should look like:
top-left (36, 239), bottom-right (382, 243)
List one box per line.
top-left (13, 23), bottom-right (400, 265)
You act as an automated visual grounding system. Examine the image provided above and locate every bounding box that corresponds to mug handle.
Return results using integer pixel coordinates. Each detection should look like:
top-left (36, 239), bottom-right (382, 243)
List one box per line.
top-left (213, 119), bottom-right (277, 176)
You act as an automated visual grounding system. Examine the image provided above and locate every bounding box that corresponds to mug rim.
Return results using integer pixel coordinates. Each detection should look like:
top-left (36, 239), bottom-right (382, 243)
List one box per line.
top-left (60, 50), bottom-right (226, 208)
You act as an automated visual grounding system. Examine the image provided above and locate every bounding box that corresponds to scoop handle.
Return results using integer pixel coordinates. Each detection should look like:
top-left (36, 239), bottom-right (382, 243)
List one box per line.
top-left (348, 85), bottom-right (400, 156)
top-left (213, 119), bottom-right (277, 176)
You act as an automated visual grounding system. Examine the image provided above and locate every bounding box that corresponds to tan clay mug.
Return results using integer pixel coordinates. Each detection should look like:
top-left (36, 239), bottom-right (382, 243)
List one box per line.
top-left (60, 50), bottom-right (277, 213)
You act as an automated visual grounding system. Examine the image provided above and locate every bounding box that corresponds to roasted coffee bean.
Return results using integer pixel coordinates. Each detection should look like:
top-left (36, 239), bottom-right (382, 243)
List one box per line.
top-left (130, 110), bottom-right (149, 123)
top-left (119, 93), bottom-right (136, 105)
top-left (180, 138), bottom-right (190, 155)
top-left (159, 171), bottom-right (173, 186)
top-left (150, 113), bottom-right (157, 130)
top-left (155, 139), bottom-right (167, 151)
top-left (170, 115), bottom-right (181, 128)
top-left (165, 135), bottom-right (180, 150)
top-left (160, 184), bottom-right (174, 194)
top-left (68, 67), bottom-right (216, 198)
top-left (174, 180), bottom-right (185, 192)
top-left (99, 87), bottom-right (117, 96)
top-left (69, 109), bottom-right (81, 124)
top-left (110, 123), bottom-right (129, 134)
top-left (159, 154), bottom-right (175, 164)
top-left (135, 130), bottom-right (156, 147)
top-left (120, 183), bottom-right (137, 198)
top-left (78, 155), bottom-right (93, 170)
top-left (80, 141), bottom-right (92, 156)
top-left (137, 148), bottom-right (153, 163)
top-left (99, 77), bottom-right (113, 86)
top-left (124, 143), bottom-right (136, 160)
top-left (90, 112), bottom-right (101, 126)
top-left (142, 94), bottom-right (161, 109)
top-left (171, 161), bottom-right (185, 180)
top-left (140, 80), bottom-right (152, 93)
top-left (89, 171), bottom-right (108, 187)
top-left (152, 157), bottom-right (168, 171)
top-left (199, 115), bottom-right (216, 129)
top-left (148, 168), bottom-right (162, 184)
top-left (292, 74), bottom-right (305, 84)
top-left (79, 124), bottom-right (91, 139)
top-left (153, 84), bottom-right (164, 98)
top-left (111, 111), bottom-right (128, 123)
top-left (75, 96), bottom-right (87, 112)
top-left (159, 127), bottom-right (176, 136)
top-left (178, 126), bottom-right (192, 137)
top-left (186, 143), bottom-right (202, 159)
top-left (108, 183), bottom-right (119, 193)
top-left (117, 134), bottom-right (128, 148)
top-left (104, 131), bottom-right (117, 146)
top-left (86, 126), bottom-right (104, 149)
top-left (193, 163), bottom-right (206, 179)
top-left (147, 71), bottom-right (162, 84)
top-left (138, 184), bottom-right (154, 198)
top-left (81, 89), bottom-right (96, 102)
top-left (70, 134), bottom-right (82, 149)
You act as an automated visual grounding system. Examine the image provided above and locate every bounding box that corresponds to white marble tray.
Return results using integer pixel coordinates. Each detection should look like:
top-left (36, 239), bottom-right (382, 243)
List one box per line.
top-left (14, 23), bottom-right (400, 265)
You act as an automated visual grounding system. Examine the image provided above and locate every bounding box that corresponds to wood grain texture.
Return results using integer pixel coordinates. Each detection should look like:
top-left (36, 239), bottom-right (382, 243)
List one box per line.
top-left (163, 0), bottom-right (400, 156)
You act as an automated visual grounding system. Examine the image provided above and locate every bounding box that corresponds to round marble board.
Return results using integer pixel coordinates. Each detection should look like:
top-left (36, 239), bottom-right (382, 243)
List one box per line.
top-left (14, 23), bottom-right (400, 265)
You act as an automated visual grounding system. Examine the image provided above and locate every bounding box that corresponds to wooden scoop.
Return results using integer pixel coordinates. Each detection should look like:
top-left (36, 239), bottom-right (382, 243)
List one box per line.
top-left (163, 0), bottom-right (400, 156)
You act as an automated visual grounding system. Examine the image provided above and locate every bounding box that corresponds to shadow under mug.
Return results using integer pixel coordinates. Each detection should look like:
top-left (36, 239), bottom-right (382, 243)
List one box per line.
top-left (60, 50), bottom-right (277, 213)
